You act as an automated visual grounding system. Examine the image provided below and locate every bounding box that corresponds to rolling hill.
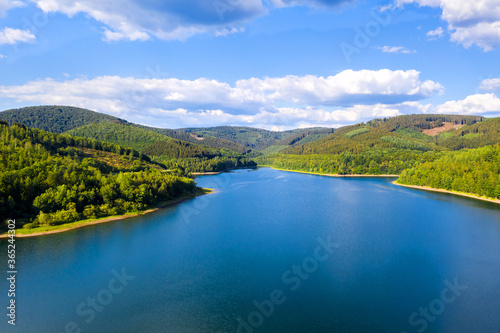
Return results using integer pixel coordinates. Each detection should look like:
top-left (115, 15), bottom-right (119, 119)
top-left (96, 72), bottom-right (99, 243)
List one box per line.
top-left (256, 114), bottom-right (500, 200)
top-left (0, 106), bottom-right (252, 154)
top-left (0, 105), bottom-right (127, 133)
top-left (179, 126), bottom-right (334, 151)
top-left (0, 121), bottom-right (199, 230)
top-left (283, 115), bottom-right (485, 155)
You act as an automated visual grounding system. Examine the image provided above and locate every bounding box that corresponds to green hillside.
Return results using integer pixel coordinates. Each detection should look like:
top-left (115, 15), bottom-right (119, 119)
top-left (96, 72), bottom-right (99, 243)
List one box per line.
top-left (256, 115), bottom-right (500, 200)
top-left (66, 122), bottom-right (169, 152)
top-left (135, 125), bottom-right (251, 154)
top-left (0, 105), bottom-right (126, 133)
top-left (398, 144), bottom-right (500, 199)
top-left (0, 122), bottom-right (198, 231)
top-left (284, 115), bottom-right (484, 155)
top-left (66, 121), bottom-right (256, 173)
top-left (435, 117), bottom-right (500, 149)
top-left (180, 126), bottom-right (334, 150)
top-left (0, 105), bottom-right (253, 154)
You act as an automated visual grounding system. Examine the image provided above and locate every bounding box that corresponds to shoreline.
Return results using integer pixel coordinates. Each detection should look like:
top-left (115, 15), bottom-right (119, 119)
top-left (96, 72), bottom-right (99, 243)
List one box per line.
top-left (270, 167), bottom-right (499, 205)
top-left (191, 166), bottom-right (257, 177)
top-left (0, 188), bottom-right (214, 239)
top-left (268, 167), bottom-right (399, 178)
top-left (393, 181), bottom-right (500, 205)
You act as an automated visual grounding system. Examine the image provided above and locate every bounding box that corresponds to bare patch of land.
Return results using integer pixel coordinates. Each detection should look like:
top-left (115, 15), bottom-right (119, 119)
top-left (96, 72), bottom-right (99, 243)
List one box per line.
top-left (423, 122), bottom-right (464, 136)
top-left (190, 134), bottom-right (204, 141)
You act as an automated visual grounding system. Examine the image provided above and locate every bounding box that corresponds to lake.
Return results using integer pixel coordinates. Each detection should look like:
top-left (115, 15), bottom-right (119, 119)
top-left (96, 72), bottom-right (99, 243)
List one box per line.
top-left (1, 167), bottom-right (500, 333)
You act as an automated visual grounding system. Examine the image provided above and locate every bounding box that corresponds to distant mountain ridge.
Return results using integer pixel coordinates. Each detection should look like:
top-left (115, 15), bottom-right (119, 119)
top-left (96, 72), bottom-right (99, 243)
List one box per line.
top-left (179, 125), bottom-right (335, 151)
top-left (0, 105), bottom-right (335, 153)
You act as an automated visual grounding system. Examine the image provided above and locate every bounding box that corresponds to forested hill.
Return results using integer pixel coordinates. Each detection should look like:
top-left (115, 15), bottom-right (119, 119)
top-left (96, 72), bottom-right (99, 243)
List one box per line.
top-left (284, 115), bottom-right (486, 155)
top-left (0, 106), bottom-right (128, 133)
top-left (64, 121), bottom-right (257, 172)
top-left (0, 106), bottom-right (252, 153)
top-left (0, 122), bottom-right (199, 231)
top-left (179, 126), bottom-right (334, 151)
top-left (134, 125), bottom-right (250, 154)
top-left (398, 144), bottom-right (500, 199)
top-left (256, 114), bottom-right (500, 201)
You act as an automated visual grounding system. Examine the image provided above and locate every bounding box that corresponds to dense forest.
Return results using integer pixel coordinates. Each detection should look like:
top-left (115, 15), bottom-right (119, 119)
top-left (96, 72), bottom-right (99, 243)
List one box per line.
top-left (1, 106), bottom-right (499, 216)
top-left (284, 115), bottom-right (484, 155)
top-left (0, 122), bottom-right (198, 231)
top-left (136, 125), bottom-right (251, 154)
top-left (257, 115), bottom-right (500, 200)
top-left (398, 145), bottom-right (500, 199)
top-left (181, 126), bottom-right (334, 150)
top-left (257, 149), bottom-right (441, 175)
top-left (0, 106), bottom-right (127, 133)
top-left (65, 121), bottom-right (257, 172)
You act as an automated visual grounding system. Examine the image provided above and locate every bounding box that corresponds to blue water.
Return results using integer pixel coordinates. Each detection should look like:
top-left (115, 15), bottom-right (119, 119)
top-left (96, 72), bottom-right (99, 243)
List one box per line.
top-left (1, 167), bottom-right (500, 333)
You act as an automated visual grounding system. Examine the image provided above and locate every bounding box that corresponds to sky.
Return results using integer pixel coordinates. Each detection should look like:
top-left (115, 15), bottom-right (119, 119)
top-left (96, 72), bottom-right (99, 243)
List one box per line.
top-left (0, 0), bottom-right (499, 130)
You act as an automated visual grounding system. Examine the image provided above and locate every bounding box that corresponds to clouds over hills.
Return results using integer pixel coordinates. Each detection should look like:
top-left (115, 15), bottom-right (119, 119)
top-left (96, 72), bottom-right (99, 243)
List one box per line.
top-left (3, 69), bottom-right (497, 129)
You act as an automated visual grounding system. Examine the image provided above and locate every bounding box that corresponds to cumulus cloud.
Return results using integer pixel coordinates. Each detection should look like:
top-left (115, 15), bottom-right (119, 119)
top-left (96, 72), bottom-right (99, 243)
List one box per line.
top-left (377, 45), bottom-right (416, 53)
top-left (236, 70), bottom-right (442, 106)
top-left (480, 78), bottom-right (500, 91)
top-left (124, 104), bottom-right (403, 130)
top-left (31, 0), bottom-right (266, 41)
top-left (0, 27), bottom-right (36, 45)
top-left (0, 72), bottom-right (496, 128)
top-left (0, 0), bottom-right (24, 17)
top-left (426, 27), bottom-right (444, 40)
top-left (0, 70), bottom-right (446, 128)
top-left (396, 0), bottom-right (500, 51)
top-left (436, 93), bottom-right (500, 115)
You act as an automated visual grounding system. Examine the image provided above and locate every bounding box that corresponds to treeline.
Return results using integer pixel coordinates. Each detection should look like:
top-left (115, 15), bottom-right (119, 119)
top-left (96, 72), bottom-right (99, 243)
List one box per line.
top-left (153, 156), bottom-right (257, 173)
top-left (256, 149), bottom-right (441, 175)
top-left (0, 123), bottom-right (197, 231)
top-left (398, 145), bottom-right (500, 199)
top-left (367, 114), bottom-right (483, 132)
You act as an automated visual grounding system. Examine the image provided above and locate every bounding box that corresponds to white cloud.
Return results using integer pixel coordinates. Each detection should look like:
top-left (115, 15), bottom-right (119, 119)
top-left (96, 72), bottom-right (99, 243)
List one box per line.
top-left (480, 78), bottom-right (500, 91)
top-left (436, 93), bottom-right (500, 115)
top-left (132, 104), bottom-right (403, 130)
top-left (396, 0), bottom-right (500, 51)
top-left (0, 70), bottom-right (445, 129)
top-left (31, 0), bottom-right (267, 41)
top-left (377, 45), bottom-right (416, 53)
top-left (0, 0), bottom-right (24, 17)
top-left (235, 70), bottom-right (442, 106)
top-left (0, 54), bottom-right (5, 59)
top-left (0, 27), bottom-right (36, 45)
top-left (426, 27), bottom-right (444, 40)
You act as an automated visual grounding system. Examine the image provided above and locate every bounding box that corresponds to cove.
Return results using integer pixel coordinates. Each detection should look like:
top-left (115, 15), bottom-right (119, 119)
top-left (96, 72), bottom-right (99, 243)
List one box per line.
top-left (1, 167), bottom-right (499, 333)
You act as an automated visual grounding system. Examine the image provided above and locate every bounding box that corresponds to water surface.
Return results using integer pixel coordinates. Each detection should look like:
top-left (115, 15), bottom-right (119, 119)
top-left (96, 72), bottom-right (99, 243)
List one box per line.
top-left (1, 167), bottom-right (499, 333)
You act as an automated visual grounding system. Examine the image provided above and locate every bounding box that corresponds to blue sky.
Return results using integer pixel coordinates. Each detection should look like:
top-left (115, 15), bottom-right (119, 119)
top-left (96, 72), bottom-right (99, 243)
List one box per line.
top-left (0, 0), bottom-right (499, 130)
